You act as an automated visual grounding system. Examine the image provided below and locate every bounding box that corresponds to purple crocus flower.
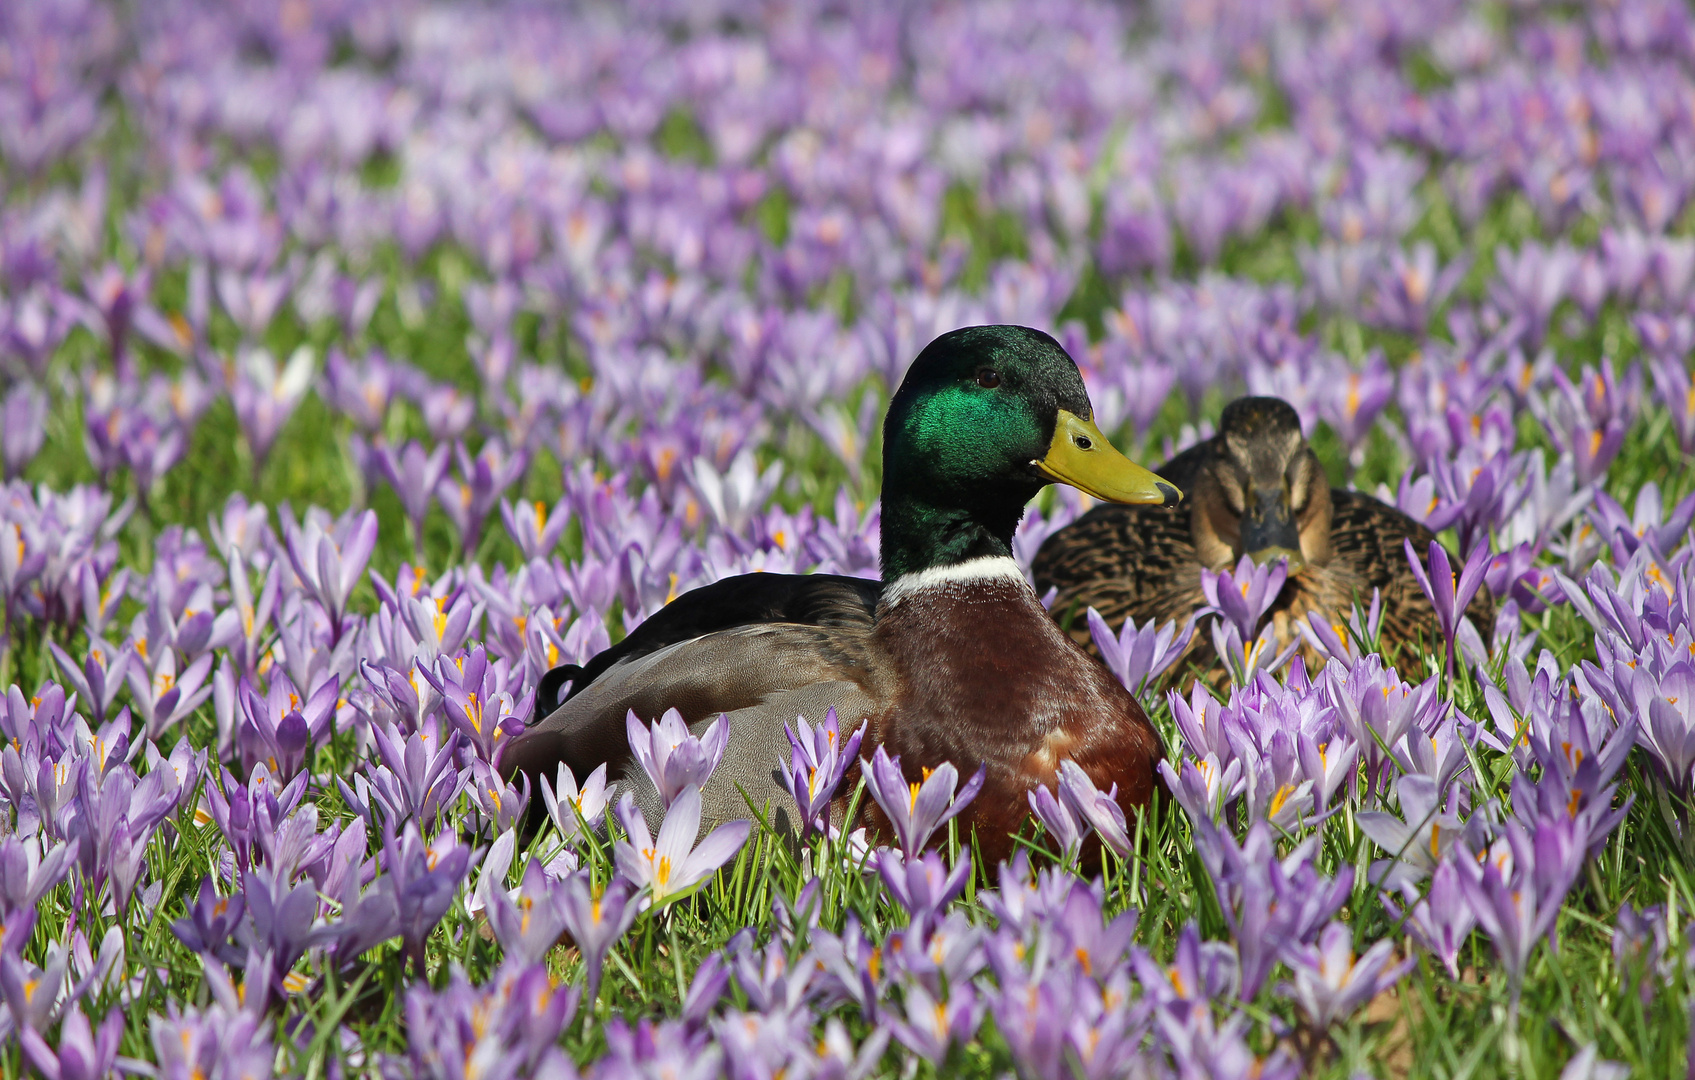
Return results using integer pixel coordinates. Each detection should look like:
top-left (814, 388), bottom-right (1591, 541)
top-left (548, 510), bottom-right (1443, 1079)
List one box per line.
top-left (1356, 774), bottom-right (1465, 889)
top-left (234, 672), bottom-right (338, 781)
top-left (1056, 758), bottom-right (1133, 857)
top-left (1404, 537), bottom-right (1490, 678)
top-left (148, 999), bottom-right (274, 1080)
top-left (500, 497), bottom-right (571, 562)
top-left (1200, 554), bottom-right (1290, 644)
top-left (422, 646), bottom-right (531, 767)
top-left (1489, 241), bottom-right (1577, 346)
top-left (1365, 242), bottom-right (1468, 335)
top-left (376, 439), bottom-right (451, 546)
top-left (239, 863), bottom-right (336, 995)
top-left (381, 821), bottom-right (478, 970)
top-left (338, 720), bottom-right (465, 831)
top-left (468, 759), bottom-right (530, 837)
top-left (1557, 1045), bottom-right (1630, 1080)
top-left (1382, 858), bottom-right (1477, 980)
top-left (539, 761), bottom-right (614, 845)
top-left (0, 936), bottom-right (75, 1036)
top-left (1, 382), bottom-right (48, 480)
top-left (1457, 816), bottom-right (1585, 1000)
top-left (1280, 921), bottom-right (1414, 1029)
top-left (202, 763), bottom-right (308, 874)
top-left (557, 872), bottom-right (641, 1000)
top-left (230, 345), bottom-right (314, 466)
top-left (0, 833), bottom-right (70, 921)
top-left (1027, 782), bottom-right (1085, 860)
top-left (779, 708), bottom-right (865, 840)
top-left (626, 708), bottom-right (730, 810)
top-left (1531, 361), bottom-right (1639, 488)
top-left (1086, 607), bottom-right (1197, 701)
top-left (45, 641), bottom-right (130, 727)
top-left (282, 507), bottom-right (377, 640)
top-left (1647, 352), bottom-right (1695, 455)
top-left (417, 383), bottom-right (475, 443)
top-left (1190, 820), bottom-right (1352, 1000)
top-left (861, 746), bottom-right (986, 857)
top-left (876, 848), bottom-right (970, 931)
top-left (20, 1004), bottom-right (123, 1080)
top-left (1611, 902), bottom-right (1668, 1007)
top-left (1316, 353), bottom-right (1394, 462)
top-left (435, 439), bottom-right (529, 555)
top-left (887, 978), bottom-right (983, 1066)
top-left (320, 348), bottom-right (396, 433)
top-left (484, 857), bottom-right (571, 966)
top-left (612, 787), bottom-right (751, 906)
top-left (1587, 482), bottom-right (1695, 564)
top-left (169, 876), bottom-right (247, 965)
top-left (1300, 589), bottom-right (1385, 664)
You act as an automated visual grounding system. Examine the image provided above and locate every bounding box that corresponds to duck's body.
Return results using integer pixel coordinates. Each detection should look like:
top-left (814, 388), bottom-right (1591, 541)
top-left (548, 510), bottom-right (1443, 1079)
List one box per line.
top-left (505, 326), bottom-right (1177, 865)
top-left (1032, 396), bottom-right (1494, 684)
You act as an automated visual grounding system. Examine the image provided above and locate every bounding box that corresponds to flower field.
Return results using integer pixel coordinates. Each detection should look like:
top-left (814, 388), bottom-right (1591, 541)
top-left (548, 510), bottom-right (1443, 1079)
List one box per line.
top-left (6, 0), bottom-right (1695, 1076)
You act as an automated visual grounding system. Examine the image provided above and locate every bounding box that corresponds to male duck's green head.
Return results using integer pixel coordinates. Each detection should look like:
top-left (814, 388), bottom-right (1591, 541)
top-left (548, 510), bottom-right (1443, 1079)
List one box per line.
top-left (880, 324), bottom-right (1181, 580)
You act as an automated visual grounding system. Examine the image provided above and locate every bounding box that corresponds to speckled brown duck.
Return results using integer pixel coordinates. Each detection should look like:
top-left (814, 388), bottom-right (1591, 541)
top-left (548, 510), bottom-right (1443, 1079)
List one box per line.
top-left (1031, 396), bottom-right (1494, 684)
top-left (506, 325), bottom-right (1183, 867)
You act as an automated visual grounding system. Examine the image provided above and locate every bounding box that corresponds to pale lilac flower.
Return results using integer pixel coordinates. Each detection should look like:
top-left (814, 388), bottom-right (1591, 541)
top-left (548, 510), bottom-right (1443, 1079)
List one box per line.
top-left (500, 497), bottom-right (571, 561)
top-left (888, 980), bottom-right (982, 1065)
top-left (540, 761), bottom-right (615, 845)
top-left (20, 1003), bottom-right (122, 1080)
top-left (689, 449), bottom-right (783, 535)
top-left (435, 439), bottom-right (529, 554)
top-left (1382, 859), bottom-right (1478, 980)
top-left (1458, 817), bottom-right (1585, 998)
top-left (230, 345), bottom-right (314, 465)
top-left (1300, 589), bottom-right (1384, 663)
top-left (1086, 607), bottom-right (1197, 701)
top-left (1027, 782), bottom-right (1085, 860)
top-left (1557, 1045), bottom-right (1630, 1080)
top-left (1404, 537), bottom-right (1490, 678)
top-left (779, 708), bottom-right (865, 840)
top-left (1201, 557), bottom-right (1290, 642)
top-left (0, 835), bottom-right (71, 918)
top-left (1647, 352), bottom-right (1695, 455)
top-left (1056, 758), bottom-right (1134, 857)
top-left (1356, 774), bottom-right (1465, 889)
top-left (861, 746), bottom-right (986, 857)
top-left (558, 872), bottom-right (641, 1000)
top-left (484, 858), bottom-right (571, 965)
top-left (375, 439), bottom-right (451, 541)
top-left (1, 382), bottom-right (48, 480)
top-left (626, 708), bottom-right (729, 810)
top-left (1280, 921), bottom-right (1413, 1028)
top-left (282, 508), bottom-right (377, 638)
top-left (876, 849), bottom-right (971, 930)
top-left (380, 821), bottom-right (478, 970)
top-left (613, 787), bottom-right (751, 906)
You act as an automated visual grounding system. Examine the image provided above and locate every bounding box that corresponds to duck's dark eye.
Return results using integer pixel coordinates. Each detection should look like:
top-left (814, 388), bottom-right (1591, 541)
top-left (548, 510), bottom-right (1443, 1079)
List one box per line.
top-left (975, 369), bottom-right (1001, 389)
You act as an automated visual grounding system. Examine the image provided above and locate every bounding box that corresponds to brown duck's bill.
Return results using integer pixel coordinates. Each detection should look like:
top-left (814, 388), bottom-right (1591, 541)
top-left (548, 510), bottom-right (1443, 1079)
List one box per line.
top-left (1034, 410), bottom-right (1182, 507)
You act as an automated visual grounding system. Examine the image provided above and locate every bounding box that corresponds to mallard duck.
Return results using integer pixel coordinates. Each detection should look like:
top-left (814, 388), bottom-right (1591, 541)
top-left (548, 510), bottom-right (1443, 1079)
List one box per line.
top-left (505, 325), bottom-right (1182, 864)
top-left (1031, 396), bottom-right (1494, 684)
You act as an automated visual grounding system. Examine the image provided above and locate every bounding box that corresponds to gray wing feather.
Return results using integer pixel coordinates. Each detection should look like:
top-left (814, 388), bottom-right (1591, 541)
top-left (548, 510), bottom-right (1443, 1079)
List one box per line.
top-left (507, 623), bottom-right (878, 841)
top-left (620, 679), bottom-right (879, 840)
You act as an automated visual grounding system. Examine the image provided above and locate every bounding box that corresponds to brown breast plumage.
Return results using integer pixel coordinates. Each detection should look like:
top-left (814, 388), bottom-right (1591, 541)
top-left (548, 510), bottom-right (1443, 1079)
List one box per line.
top-left (862, 564), bottom-right (1164, 866)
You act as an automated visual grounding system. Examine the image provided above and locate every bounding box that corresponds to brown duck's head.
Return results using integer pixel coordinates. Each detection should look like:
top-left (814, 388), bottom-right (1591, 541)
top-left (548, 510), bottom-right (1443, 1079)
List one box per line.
top-left (1190, 396), bottom-right (1332, 574)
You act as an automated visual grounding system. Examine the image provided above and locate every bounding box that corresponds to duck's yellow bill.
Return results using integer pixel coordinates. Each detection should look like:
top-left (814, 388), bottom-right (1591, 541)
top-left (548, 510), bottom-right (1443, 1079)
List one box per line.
top-left (1034, 411), bottom-right (1182, 506)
